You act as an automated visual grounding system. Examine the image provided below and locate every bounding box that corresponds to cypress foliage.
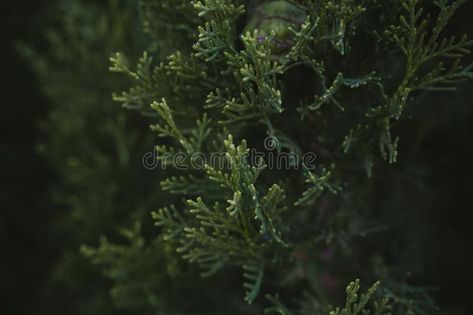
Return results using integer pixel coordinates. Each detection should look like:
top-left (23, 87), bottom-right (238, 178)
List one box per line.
top-left (26, 0), bottom-right (473, 314)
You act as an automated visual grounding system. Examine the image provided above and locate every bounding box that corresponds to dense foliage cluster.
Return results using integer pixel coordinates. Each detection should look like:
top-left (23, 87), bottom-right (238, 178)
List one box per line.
top-left (25, 0), bottom-right (473, 314)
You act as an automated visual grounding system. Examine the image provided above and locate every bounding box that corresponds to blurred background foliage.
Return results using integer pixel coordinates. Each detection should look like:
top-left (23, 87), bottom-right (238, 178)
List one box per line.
top-left (1, 0), bottom-right (472, 314)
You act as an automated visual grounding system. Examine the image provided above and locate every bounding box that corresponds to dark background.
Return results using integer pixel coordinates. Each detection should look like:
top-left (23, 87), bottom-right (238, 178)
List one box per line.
top-left (1, 0), bottom-right (55, 313)
top-left (1, 1), bottom-right (472, 314)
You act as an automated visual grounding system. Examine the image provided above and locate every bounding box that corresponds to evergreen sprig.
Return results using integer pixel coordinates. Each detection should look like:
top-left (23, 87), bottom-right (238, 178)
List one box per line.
top-left (368, 0), bottom-right (473, 163)
top-left (311, 0), bottom-right (367, 55)
top-left (111, 50), bottom-right (213, 115)
top-left (206, 31), bottom-right (286, 125)
top-left (265, 280), bottom-right (392, 315)
top-left (193, 0), bottom-right (246, 61)
top-left (152, 135), bottom-right (288, 303)
top-left (296, 166), bottom-right (342, 207)
top-left (329, 280), bottom-right (392, 315)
